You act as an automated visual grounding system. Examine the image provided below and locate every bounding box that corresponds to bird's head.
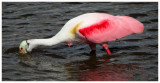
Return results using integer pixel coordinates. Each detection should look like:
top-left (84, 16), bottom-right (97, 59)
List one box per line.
top-left (19, 40), bottom-right (29, 54)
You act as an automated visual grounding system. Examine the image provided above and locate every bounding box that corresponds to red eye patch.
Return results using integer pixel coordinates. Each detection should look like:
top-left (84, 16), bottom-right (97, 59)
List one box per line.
top-left (20, 47), bottom-right (23, 50)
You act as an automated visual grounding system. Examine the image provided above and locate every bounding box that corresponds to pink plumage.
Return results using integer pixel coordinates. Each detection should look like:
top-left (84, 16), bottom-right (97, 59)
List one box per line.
top-left (78, 13), bottom-right (144, 43)
top-left (73, 13), bottom-right (144, 55)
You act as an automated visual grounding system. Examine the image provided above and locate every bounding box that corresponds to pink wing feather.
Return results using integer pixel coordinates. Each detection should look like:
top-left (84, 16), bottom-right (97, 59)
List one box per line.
top-left (79, 14), bottom-right (144, 43)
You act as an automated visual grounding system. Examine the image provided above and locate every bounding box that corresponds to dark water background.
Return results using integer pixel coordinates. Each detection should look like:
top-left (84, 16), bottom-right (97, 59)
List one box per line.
top-left (2, 2), bottom-right (158, 81)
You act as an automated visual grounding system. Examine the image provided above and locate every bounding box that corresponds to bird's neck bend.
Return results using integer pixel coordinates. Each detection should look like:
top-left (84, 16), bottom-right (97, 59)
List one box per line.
top-left (27, 36), bottom-right (65, 52)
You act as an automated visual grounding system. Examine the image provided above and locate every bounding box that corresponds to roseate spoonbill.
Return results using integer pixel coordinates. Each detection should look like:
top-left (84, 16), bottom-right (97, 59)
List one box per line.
top-left (19, 13), bottom-right (144, 54)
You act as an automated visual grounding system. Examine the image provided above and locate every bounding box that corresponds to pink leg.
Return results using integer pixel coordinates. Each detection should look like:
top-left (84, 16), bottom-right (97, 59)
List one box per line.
top-left (102, 43), bottom-right (111, 55)
top-left (67, 42), bottom-right (72, 47)
top-left (89, 43), bottom-right (96, 51)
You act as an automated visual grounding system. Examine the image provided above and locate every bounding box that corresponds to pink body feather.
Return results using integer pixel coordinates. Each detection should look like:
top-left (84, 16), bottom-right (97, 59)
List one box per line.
top-left (78, 13), bottom-right (144, 44)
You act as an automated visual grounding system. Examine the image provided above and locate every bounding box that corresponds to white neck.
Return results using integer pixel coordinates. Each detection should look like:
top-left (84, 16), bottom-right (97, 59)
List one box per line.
top-left (27, 35), bottom-right (65, 52)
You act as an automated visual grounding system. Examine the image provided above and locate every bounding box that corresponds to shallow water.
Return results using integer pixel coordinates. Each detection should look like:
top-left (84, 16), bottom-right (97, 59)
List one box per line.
top-left (2, 2), bottom-right (158, 81)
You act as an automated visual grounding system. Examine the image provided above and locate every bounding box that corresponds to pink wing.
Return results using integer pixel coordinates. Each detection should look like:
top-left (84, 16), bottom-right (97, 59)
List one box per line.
top-left (79, 15), bottom-right (144, 43)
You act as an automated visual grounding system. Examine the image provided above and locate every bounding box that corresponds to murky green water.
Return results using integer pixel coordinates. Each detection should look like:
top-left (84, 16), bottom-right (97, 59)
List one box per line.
top-left (2, 2), bottom-right (158, 81)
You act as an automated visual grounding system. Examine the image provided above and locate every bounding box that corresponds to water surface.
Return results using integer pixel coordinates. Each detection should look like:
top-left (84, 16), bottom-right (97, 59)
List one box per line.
top-left (2, 2), bottom-right (158, 81)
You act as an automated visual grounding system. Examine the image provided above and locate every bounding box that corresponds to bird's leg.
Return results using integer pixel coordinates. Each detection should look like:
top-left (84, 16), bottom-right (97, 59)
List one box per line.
top-left (67, 42), bottom-right (72, 47)
top-left (89, 43), bottom-right (96, 51)
top-left (102, 43), bottom-right (111, 55)
top-left (64, 42), bottom-right (72, 47)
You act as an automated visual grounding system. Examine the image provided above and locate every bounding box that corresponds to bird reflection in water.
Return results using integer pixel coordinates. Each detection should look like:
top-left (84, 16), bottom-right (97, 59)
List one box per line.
top-left (18, 51), bottom-right (146, 81)
top-left (78, 52), bottom-right (145, 81)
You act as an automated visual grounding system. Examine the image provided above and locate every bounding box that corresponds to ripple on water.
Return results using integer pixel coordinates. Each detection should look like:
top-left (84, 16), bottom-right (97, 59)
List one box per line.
top-left (2, 2), bottom-right (158, 81)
